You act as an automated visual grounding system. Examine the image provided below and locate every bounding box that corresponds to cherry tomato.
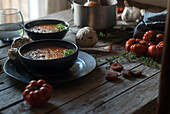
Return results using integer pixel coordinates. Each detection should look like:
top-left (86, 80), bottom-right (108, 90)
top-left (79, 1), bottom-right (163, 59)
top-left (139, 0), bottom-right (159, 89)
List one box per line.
top-left (23, 79), bottom-right (52, 106)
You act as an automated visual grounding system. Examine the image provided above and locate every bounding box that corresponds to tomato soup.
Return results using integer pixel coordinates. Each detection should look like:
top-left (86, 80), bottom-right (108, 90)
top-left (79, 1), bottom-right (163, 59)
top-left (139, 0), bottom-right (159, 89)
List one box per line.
top-left (29, 24), bottom-right (67, 33)
top-left (22, 46), bottom-right (67, 60)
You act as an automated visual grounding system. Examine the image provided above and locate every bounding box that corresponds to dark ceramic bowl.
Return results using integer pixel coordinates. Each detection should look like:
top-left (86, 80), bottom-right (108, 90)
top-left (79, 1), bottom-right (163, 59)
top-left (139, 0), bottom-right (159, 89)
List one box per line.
top-left (18, 39), bottom-right (78, 74)
top-left (24, 19), bottom-right (69, 40)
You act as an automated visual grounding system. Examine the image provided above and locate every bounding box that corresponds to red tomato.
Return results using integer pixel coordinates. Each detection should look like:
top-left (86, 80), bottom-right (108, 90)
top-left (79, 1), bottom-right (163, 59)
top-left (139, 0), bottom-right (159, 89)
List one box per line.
top-left (23, 79), bottom-right (52, 106)
top-left (148, 42), bottom-right (156, 46)
top-left (119, 8), bottom-right (124, 13)
top-left (125, 38), bottom-right (138, 51)
top-left (139, 40), bottom-right (149, 46)
top-left (158, 41), bottom-right (164, 48)
top-left (148, 41), bottom-right (164, 58)
top-left (143, 30), bottom-right (157, 42)
top-left (130, 44), bottom-right (148, 56)
top-left (156, 33), bottom-right (164, 42)
top-left (117, 8), bottom-right (124, 13)
top-left (125, 38), bottom-right (148, 56)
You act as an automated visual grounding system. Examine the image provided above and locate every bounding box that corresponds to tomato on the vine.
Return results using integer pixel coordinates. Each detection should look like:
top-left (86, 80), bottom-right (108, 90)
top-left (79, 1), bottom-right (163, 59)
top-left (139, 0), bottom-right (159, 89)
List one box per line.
top-left (23, 79), bottom-right (52, 106)
top-left (148, 41), bottom-right (164, 58)
top-left (125, 38), bottom-right (148, 56)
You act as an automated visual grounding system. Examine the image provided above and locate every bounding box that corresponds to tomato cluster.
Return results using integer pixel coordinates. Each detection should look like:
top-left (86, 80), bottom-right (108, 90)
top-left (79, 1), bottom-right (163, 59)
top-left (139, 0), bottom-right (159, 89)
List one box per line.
top-left (125, 38), bottom-right (148, 56)
top-left (125, 30), bottom-right (164, 58)
top-left (23, 79), bottom-right (52, 106)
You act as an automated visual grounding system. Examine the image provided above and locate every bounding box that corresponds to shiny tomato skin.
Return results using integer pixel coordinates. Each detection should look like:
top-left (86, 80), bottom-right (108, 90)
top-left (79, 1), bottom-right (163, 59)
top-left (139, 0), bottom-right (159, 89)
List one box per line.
top-left (125, 38), bottom-right (148, 56)
top-left (139, 40), bottom-right (149, 47)
top-left (125, 38), bottom-right (135, 51)
top-left (156, 33), bottom-right (164, 42)
top-left (158, 41), bottom-right (164, 48)
top-left (130, 44), bottom-right (148, 56)
top-left (119, 8), bottom-right (124, 13)
top-left (143, 30), bottom-right (157, 42)
top-left (148, 43), bottom-right (163, 58)
top-left (125, 38), bottom-right (140, 52)
top-left (23, 79), bottom-right (52, 106)
top-left (117, 8), bottom-right (124, 13)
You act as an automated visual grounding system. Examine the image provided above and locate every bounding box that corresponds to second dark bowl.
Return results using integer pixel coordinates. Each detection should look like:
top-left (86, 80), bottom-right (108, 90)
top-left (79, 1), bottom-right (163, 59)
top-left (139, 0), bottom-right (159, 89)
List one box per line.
top-left (18, 39), bottom-right (78, 74)
top-left (24, 19), bottom-right (69, 40)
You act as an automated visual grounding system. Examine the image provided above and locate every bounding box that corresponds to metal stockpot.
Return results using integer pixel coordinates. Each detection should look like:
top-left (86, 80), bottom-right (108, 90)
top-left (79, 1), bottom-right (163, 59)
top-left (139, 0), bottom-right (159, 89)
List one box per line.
top-left (68, 0), bottom-right (117, 30)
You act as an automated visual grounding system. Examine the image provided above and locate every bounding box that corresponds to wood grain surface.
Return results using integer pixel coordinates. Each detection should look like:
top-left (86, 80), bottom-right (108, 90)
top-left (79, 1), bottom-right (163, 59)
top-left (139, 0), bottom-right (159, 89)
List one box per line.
top-left (0, 2), bottom-right (164, 114)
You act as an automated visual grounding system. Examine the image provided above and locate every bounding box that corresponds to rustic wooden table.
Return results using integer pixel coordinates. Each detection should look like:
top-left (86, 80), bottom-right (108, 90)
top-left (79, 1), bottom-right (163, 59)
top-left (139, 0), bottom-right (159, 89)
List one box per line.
top-left (0, 8), bottom-right (164, 114)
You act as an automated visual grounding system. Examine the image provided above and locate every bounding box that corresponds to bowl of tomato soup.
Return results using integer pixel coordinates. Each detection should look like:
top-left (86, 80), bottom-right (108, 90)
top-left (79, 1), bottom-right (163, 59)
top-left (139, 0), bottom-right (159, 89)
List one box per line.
top-left (18, 39), bottom-right (78, 74)
top-left (24, 20), bottom-right (69, 40)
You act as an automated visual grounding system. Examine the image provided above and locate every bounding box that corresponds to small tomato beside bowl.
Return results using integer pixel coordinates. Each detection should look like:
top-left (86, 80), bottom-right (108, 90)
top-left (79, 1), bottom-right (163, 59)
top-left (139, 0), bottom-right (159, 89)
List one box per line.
top-left (23, 79), bottom-right (52, 106)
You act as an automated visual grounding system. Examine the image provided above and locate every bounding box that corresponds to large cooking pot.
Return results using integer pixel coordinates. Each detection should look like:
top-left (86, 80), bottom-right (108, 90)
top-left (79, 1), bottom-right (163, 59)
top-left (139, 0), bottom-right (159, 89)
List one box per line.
top-left (68, 0), bottom-right (117, 30)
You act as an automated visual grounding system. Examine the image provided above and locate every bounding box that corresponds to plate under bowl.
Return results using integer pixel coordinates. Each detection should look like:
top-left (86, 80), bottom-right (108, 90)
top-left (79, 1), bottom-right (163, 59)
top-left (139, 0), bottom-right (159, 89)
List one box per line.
top-left (3, 51), bottom-right (96, 86)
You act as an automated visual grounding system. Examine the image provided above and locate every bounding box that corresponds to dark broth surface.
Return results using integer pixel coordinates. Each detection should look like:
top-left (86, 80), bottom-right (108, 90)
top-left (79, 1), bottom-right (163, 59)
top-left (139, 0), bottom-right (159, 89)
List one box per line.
top-left (22, 46), bottom-right (67, 60)
top-left (29, 24), bottom-right (67, 33)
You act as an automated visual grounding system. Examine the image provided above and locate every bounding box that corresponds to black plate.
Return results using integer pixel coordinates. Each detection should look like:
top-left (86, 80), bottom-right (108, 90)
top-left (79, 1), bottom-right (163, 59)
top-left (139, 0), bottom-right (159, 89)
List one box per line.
top-left (3, 51), bottom-right (96, 86)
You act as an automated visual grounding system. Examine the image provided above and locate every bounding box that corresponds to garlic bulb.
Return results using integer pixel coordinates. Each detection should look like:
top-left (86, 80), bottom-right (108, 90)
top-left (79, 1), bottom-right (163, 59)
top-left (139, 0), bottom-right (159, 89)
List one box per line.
top-left (121, 6), bottom-right (141, 22)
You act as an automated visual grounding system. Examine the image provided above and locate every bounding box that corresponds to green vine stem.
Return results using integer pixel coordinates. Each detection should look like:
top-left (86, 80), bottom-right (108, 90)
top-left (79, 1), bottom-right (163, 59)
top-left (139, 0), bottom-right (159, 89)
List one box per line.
top-left (105, 52), bottom-right (160, 69)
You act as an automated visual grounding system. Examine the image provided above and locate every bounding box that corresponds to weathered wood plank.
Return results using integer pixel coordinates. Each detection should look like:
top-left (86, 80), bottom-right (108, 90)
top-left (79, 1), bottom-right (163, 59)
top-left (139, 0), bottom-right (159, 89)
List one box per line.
top-left (0, 4), bottom-right (164, 114)
top-left (0, 46), bottom-right (10, 59)
top-left (88, 73), bottom-right (160, 114)
top-left (0, 57), bottom-right (21, 91)
top-left (0, 73), bottom-right (21, 91)
top-left (0, 37), bottom-right (128, 111)
top-left (0, 57), bottom-right (8, 73)
top-left (1, 59), bottom-right (156, 113)
top-left (0, 40), bottom-right (10, 48)
top-left (132, 98), bottom-right (157, 114)
top-left (47, 63), bottom-right (160, 114)
top-left (0, 83), bottom-right (26, 111)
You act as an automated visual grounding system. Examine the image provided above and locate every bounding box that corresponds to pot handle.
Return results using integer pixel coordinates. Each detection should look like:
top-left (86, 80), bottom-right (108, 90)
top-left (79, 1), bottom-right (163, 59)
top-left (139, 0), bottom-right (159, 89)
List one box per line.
top-left (67, 0), bottom-right (73, 4)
